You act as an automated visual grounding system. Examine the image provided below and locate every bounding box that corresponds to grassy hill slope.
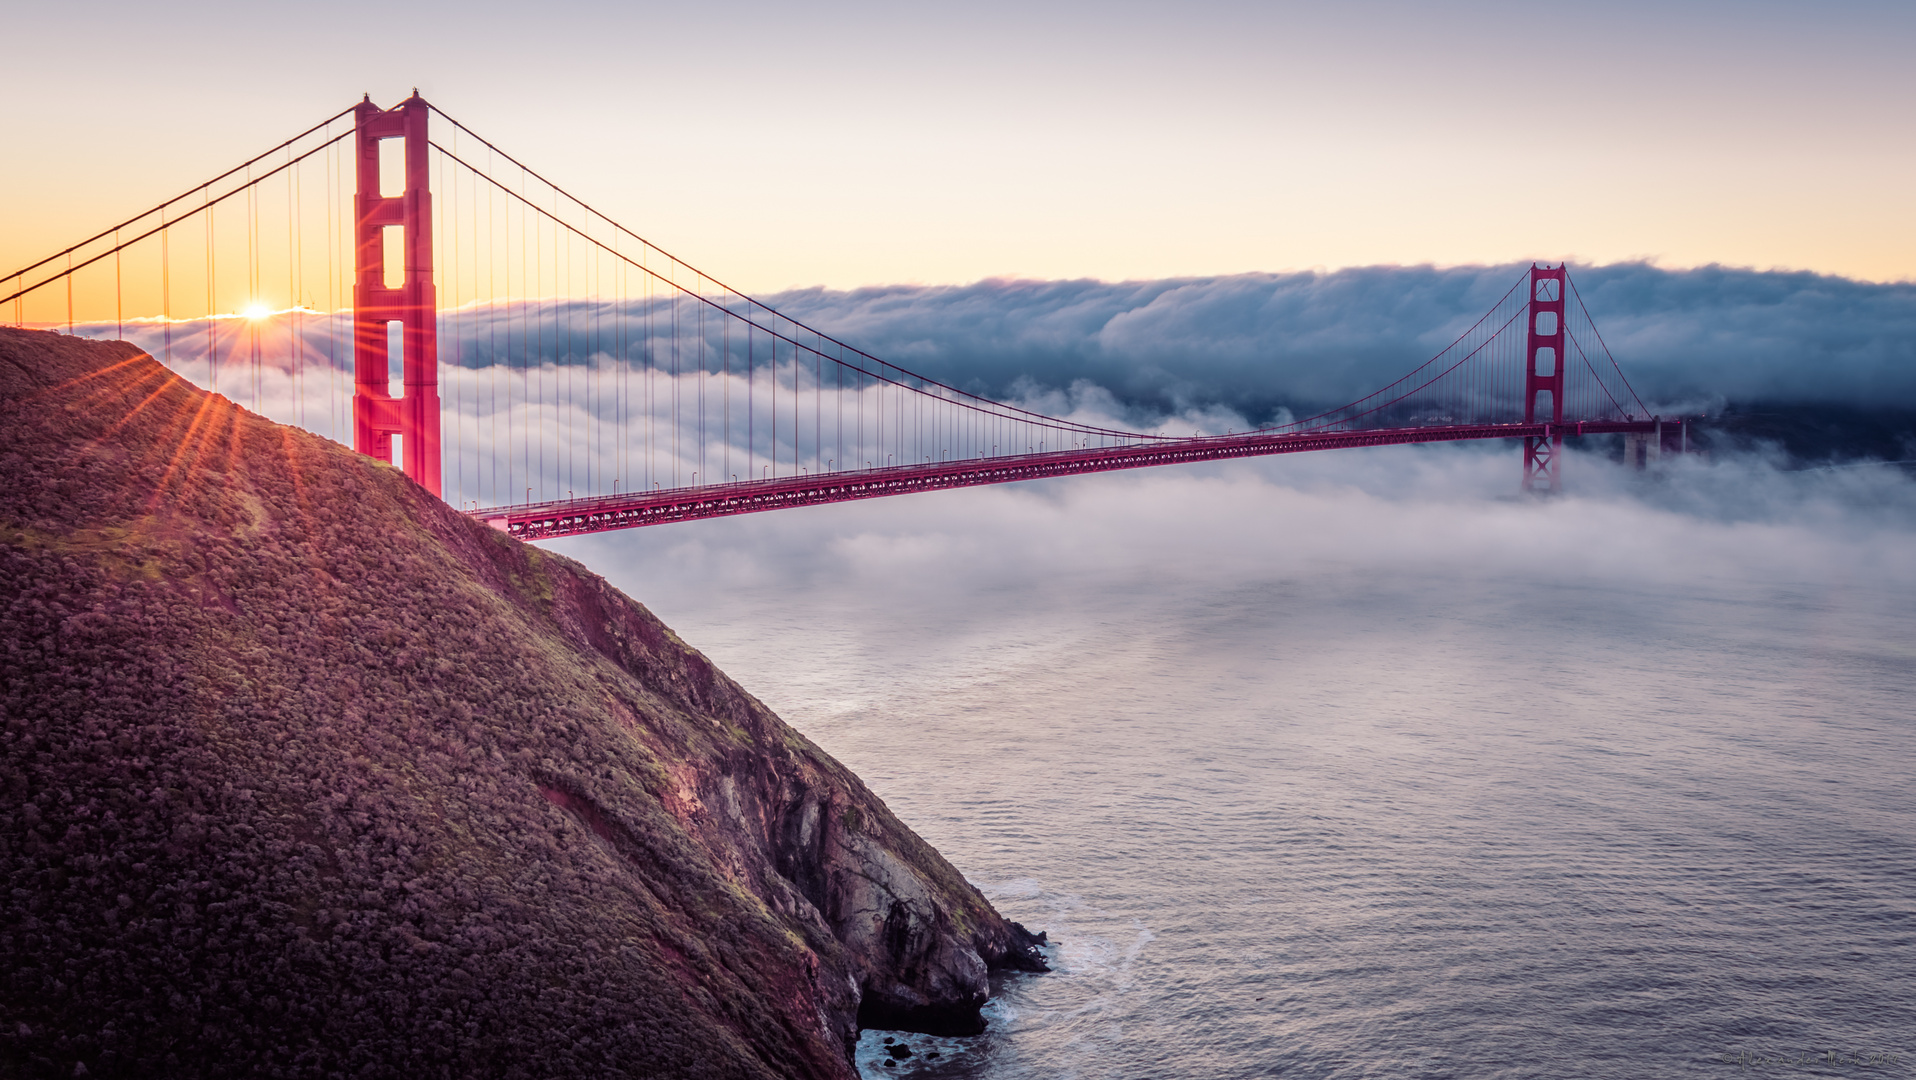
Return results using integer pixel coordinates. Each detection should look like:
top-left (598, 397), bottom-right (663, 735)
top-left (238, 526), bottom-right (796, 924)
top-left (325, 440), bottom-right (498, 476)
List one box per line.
top-left (0, 328), bottom-right (1042, 1080)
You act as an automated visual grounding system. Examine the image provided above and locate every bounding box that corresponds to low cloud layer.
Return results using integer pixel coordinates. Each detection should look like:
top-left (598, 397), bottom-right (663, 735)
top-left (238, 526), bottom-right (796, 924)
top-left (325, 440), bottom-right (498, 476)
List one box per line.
top-left (68, 260), bottom-right (1913, 505)
top-left (546, 443), bottom-right (1916, 707)
top-left (762, 263), bottom-right (1916, 420)
top-left (89, 261), bottom-right (1915, 435)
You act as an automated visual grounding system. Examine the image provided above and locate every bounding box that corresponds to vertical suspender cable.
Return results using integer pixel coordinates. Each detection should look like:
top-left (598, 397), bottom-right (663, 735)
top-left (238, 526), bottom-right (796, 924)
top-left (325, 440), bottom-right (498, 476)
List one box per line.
top-left (206, 192), bottom-right (216, 394)
top-left (293, 156), bottom-right (303, 429)
top-left (537, 184), bottom-right (546, 499)
top-left (162, 214), bottom-right (172, 369)
top-left (443, 147), bottom-right (457, 507)
top-left (670, 276), bottom-right (679, 487)
top-left (723, 316), bottom-right (730, 484)
top-left (698, 277), bottom-right (706, 485)
top-left (742, 295), bottom-right (751, 474)
top-left (590, 229), bottom-right (598, 498)
top-left (442, 146), bottom-right (453, 503)
top-left (487, 143), bottom-right (497, 505)
top-left (519, 171), bottom-right (528, 501)
top-left (563, 197), bottom-right (572, 496)
top-left (248, 174), bottom-right (258, 408)
top-left (645, 250), bottom-right (654, 491)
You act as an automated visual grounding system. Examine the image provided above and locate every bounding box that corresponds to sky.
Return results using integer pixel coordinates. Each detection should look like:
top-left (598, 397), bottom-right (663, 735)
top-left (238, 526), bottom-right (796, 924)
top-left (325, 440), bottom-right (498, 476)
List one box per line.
top-left (5, 0), bottom-right (1914, 292)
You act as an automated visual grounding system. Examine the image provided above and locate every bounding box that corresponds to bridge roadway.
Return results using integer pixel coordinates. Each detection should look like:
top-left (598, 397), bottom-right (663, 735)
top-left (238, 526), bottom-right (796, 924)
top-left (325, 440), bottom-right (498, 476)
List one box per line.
top-left (475, 419), bottom-right (1671, 540)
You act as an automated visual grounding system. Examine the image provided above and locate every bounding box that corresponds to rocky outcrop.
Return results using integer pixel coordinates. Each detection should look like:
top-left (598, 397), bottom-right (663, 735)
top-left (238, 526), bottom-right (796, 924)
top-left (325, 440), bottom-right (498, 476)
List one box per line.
top-left (0, 327), bottom-right (1044, 1080)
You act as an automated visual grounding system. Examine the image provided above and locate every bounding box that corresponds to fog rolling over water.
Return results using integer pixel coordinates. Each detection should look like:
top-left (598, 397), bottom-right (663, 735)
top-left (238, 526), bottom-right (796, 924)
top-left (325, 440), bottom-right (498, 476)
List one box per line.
top-left (549, 444), bottom-right (1916, 1078)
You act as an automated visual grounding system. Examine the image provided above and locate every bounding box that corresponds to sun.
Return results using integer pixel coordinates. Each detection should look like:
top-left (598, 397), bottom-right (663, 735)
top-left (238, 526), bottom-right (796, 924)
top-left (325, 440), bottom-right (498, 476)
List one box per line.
top-left (243, 303), bottom-right (272, 320)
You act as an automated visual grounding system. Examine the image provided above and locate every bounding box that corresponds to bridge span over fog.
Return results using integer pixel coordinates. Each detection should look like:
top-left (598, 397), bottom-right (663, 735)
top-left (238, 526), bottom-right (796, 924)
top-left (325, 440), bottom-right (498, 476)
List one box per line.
top-left (6, 94), bottom-right (1677, 539)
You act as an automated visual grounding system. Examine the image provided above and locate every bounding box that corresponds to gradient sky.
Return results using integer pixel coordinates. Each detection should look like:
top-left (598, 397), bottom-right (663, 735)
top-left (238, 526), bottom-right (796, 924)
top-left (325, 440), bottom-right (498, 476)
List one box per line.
top-left (5, 0), bottom-right (1912, 292)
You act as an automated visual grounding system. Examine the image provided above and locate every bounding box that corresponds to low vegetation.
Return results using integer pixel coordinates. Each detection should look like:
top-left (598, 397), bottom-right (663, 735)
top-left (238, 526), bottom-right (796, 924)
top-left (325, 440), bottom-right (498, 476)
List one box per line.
top-left (0, 329), bottom-right (1042, 1080)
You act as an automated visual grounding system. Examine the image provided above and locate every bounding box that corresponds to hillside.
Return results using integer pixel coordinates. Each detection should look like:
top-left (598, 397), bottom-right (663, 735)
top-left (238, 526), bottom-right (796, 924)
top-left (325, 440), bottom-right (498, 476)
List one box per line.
top-left (0, 328), bottom-right (1045, 1080)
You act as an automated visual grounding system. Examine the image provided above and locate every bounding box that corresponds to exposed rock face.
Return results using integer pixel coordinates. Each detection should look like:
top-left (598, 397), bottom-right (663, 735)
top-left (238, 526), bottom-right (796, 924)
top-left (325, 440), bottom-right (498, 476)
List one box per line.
top-left (0, 328), bottom-right (1045, 1080)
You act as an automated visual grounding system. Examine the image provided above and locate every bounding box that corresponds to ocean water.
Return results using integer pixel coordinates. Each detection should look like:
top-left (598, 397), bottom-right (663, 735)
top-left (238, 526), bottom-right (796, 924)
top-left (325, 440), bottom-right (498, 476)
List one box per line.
top-left (550, 447), bottom-right (1916, 1079)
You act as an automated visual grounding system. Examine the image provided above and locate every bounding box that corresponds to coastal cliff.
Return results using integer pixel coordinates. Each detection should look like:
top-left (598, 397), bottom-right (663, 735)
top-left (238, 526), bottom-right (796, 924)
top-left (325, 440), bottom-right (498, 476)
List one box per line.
top-left (0, 328), bottom-right (1045, 1079)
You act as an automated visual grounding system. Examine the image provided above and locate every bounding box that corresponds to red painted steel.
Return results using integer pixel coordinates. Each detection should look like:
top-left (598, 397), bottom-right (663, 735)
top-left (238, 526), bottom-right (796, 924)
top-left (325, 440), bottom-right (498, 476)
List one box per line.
top-left (353, 93), bottom-right (441, 496)
top-left (481, 419), bottom-right (1671, 540)
top-left (1523, 264), bottom-right (1567, 494)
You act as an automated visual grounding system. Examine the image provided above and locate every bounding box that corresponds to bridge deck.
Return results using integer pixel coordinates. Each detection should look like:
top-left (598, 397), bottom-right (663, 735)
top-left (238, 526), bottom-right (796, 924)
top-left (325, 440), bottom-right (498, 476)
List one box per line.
top-left (474, 419), bottom-right (1667, 540)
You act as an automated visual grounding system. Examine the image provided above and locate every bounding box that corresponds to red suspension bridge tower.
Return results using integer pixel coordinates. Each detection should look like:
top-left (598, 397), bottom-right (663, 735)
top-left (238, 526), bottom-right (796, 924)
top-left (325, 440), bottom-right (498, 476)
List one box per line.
top-left (1523, 264), bottom-right (1566, 494)
top-left (352, 92), bottom-right (441, 497)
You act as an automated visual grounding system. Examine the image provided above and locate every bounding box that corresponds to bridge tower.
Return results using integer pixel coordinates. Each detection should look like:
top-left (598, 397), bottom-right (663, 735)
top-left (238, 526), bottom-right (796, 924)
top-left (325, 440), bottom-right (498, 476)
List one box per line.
top-left (352, 93), bottom-right (441, 496)
top-left (1522, 264), bottom-right (1566, 494)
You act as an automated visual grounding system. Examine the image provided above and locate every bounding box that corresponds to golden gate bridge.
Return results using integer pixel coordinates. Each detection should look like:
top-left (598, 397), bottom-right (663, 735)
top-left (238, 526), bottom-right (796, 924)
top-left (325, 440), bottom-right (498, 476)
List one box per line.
top-left (3, 94), bottom-right (1675, 539)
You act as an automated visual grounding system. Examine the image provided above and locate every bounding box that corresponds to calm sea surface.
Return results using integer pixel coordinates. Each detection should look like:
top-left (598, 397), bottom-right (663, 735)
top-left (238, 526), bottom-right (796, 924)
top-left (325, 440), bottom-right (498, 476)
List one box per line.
top-left (554, 456), bottom-right (1916, 1079)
